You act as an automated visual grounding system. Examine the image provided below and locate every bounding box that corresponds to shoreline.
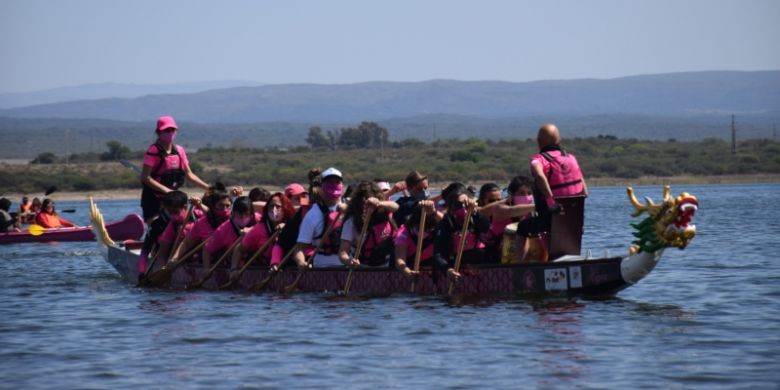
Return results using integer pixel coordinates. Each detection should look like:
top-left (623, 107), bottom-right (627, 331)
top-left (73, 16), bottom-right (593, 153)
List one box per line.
top-left (4, 173), bottom-right (778, 201)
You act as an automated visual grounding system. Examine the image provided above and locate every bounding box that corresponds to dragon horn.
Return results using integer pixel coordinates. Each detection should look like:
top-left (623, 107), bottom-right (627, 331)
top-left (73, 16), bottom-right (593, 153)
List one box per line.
top-left (662, 185), bottom-right (671, 202)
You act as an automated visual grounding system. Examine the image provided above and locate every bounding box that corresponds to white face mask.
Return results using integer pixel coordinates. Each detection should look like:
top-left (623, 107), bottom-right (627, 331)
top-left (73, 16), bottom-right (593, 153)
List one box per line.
top-left (270, 209), bottom-right (283, 222)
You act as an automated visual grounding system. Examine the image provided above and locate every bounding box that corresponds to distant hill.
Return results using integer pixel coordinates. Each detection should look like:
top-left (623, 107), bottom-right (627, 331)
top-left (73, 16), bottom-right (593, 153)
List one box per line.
top-left (0, 71), bottom-right (778, 122)
top-left (0, 80), bottom-right (264, 109)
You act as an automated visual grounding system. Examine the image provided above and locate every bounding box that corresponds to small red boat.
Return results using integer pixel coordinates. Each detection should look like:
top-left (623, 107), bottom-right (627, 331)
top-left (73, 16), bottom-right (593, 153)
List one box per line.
top-left (0, 214), bottom-right (144, 245)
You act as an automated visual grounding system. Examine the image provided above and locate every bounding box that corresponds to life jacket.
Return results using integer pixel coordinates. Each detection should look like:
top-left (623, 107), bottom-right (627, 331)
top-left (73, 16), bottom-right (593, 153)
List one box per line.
top-left (406, 226), bottom-right (435, 262)
top-left (313, 203), bottom-right (343, 256)
top-left (358, 213), bottom-right (397, 266)
top-left (146, 143), bottom-right (187, 192)
top-left (447, 214), bottom-right (486, 254)
top-left (254, 217), bottom-right (276, 260)
top-left (540, 148), bottom-right (584, 197)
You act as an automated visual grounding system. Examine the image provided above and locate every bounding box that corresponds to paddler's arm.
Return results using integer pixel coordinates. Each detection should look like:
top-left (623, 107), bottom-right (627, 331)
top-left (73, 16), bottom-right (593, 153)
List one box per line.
top-left (170, 235), bottom-right (196, 262)
top-left (531, 160), bottom-right (558, 209)
top-left (491, 202), bottom-right (536, 221)
top-left (140, 165), bottom-right (173, 194)
top-left (184, 165), bottom-right (209, 191)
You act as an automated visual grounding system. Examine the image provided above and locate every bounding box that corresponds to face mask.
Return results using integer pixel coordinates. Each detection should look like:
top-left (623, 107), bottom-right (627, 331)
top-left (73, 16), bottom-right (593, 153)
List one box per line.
top-left (170, 210), bottom-right (187, 224)
top-left (453, 207), bottom-right (468, 222)
top-left (270, 209), bottom-right (283, 222)
top-left (214, 208), bottom-right (231, 222)
top-left (158, 131), bottom-right (176, 144)
top-left (513, 195), bottom-right (534, 205)
top-left (322, 182), bottom-right (343, 199)
top-left (234, 215), bottom-right (252, 228)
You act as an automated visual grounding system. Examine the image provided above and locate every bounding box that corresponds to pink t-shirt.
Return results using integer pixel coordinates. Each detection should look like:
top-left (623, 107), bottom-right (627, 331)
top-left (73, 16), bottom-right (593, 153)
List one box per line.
top-left (204, 219), bottom-right (239, 255)
top-left (143, 144), bottom-right (190, 174)
top-left (158, 221), bottom-right (193, 244)
top-left (187, 216), bottom-right (217, 243)
top-left (242, 219), bottom-right (275, 259)
top-left (394, 224), bottom-right (433, 262)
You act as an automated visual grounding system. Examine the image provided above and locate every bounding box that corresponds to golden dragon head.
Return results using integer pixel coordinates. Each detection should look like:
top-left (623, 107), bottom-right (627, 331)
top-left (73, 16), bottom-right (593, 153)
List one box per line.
top-left (626, 185), bottom-right (698, 254)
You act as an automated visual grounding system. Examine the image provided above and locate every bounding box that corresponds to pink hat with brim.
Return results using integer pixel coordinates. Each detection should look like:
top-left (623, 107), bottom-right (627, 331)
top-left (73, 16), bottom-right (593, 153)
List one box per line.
top-left (285, 183), bottom-right (306, 197)
top-left (156, 116), bottom-right (178, 131)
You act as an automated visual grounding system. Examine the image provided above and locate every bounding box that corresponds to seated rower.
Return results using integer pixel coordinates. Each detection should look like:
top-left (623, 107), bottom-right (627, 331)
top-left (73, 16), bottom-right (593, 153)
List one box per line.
top-left (478, 176), bottom-right (537, 260)
top-left (203, 196), bottom-right (256, 269)
top-left (152, 193), bottom-right (198, 262)
top-left (270, 172), bottom-right (322, 271)
top-left (35, 199), bottom-right (76, 228)
top-left (231, 192), bottom-right (295, 277)
top-left (431, 185), bottom-right (492, 283)
top-left (293, 167), bottom-right (346, 269)
top-left (394, 200), bottom-right (439, 280)
top-left (284, 183), bottom-right (309, 210)
top-left (0, 198), bottom-right (21, 233)
top-left (338, 181), bottom-right (399, 268)
top-left (169, 190), bottom-right (232, 263)
top-left (138, 190), bottom-right (189, 277)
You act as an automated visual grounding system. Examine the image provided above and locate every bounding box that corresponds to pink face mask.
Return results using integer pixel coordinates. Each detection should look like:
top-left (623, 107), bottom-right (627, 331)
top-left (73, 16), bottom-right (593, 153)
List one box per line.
top-left (322, 182), bottom-right (343, 199)
top-left (158, 131), bottom-right (176, 144)
top-left (234, 215), bottom-right (252, 228)
top-left (170, 210), bottom-right (187, 224)
top-left (513, 195), bottom-right (534, 205)
top-left (214, 209), bottom-right (231, 222)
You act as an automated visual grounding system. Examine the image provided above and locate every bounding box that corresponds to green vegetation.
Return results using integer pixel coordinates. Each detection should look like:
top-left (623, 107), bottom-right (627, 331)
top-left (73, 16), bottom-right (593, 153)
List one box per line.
top-left (3, 135), bottom-right (780, 193)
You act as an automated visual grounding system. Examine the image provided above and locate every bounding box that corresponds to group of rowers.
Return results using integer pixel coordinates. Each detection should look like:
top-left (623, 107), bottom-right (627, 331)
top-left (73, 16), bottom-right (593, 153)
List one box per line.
top-left (137, 116), bottom-right (588, 284)
top-left (0, 196), bottom-right (76, 233)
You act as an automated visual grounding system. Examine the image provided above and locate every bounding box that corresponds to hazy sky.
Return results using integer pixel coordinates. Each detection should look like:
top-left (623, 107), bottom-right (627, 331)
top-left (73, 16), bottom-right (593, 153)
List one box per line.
top-left (1, 0), bottom-right (778, 93)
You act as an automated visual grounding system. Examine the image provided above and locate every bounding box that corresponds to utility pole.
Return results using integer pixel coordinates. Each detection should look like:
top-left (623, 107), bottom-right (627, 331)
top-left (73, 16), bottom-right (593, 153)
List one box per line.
top-left (731, 115), bottom-right (736, 155)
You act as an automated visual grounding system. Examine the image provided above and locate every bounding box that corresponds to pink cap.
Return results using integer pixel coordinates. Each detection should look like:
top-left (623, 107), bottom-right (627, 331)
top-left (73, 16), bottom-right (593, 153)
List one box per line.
top-left (156, 116), bottom-right (178, 132)
top-left (285, 183), bottom-right (306, 197)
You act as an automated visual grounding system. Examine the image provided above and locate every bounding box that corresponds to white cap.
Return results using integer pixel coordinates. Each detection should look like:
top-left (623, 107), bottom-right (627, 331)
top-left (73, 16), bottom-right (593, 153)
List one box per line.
top-left (376, 181), bottom-right (391, 192)
top-left (321, 167), bottom-right (342, 180)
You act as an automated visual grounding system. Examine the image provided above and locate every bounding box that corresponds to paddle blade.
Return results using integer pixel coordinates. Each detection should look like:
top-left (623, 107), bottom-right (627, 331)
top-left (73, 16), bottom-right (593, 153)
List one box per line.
top-left (119, 160), bottom-right (143, 174)
top-left (44, 186), bottom-right (57, 196)
top-left (28, 224), bottom-right (46, 236)
top-left (60, 209), bottom-right (76, 213)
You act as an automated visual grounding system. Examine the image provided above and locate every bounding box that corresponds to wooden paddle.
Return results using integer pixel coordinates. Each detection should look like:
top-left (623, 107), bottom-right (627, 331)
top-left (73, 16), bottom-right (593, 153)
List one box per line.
top-left (447, 207), bottom-right (474, 296)
top-left (283, 209), bottom-right (344, 294)
top-left (219, 228), bottom-right (281, 290)
top-left (342, 209), bottom-right (374, 296)
top-left (188, 232), bottom-right (245, 289)
top-left (144, 238), bottom-right (209, 287)
top-left (249, 243), bottom-right (299, 293)
top-left (409, 207), bottom-right (427, 293)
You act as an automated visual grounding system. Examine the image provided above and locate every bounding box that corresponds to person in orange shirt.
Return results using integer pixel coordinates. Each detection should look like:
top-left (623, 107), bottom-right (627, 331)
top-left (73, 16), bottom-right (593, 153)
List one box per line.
top-left (35, 199), bottom-right (76, 228)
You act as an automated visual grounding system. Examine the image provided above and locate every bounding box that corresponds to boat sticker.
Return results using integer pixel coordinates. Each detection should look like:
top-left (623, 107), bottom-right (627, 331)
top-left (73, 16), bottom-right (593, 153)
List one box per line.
top-left (544, 268), bottom-right (568, 291)
top-left (569, 266), bottom-right (582, 289)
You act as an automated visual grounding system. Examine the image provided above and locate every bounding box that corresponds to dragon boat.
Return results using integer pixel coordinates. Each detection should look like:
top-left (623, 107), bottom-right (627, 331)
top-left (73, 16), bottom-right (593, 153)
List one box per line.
top-left (0, 214), bottom-right (144, 245)
top-left (89, 186), bottom-right (697, 296)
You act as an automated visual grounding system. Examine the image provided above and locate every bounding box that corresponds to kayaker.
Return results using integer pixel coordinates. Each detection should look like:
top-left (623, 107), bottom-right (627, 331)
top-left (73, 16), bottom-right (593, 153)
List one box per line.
top-left (292, 167), bottom-right (346, 268)
top-left (138, 190), bottom-right (189, 278)
top-left (169, 190), bottom-right (232, 263)
top-left (0, 198), bottom-right (21, 232)
top-left (35, 199), bottom-right (76, 228)
top-left (393, 200), bottom-right (438, 280)
top-left (202, 196), bottom-right (256, 269)
top-left (140, 115), bottom-right (210, 224)
top-left (517, 123), bottom-right (588, 238)
top-left (230, 192), bottom-right (295, 277)
top-left (18, 197), bottom-right (32, 223)
top-left (432, 185), bottom-right (492, 283)
top-left (338, 181), bottom-right (399, 268)
top-left (23, 197), bottom-right (42, 224)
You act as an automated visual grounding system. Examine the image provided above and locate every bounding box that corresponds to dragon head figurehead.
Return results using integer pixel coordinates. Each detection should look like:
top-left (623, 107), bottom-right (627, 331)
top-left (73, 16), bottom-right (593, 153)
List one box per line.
top-left (627, 185), bottom-right (698, 254)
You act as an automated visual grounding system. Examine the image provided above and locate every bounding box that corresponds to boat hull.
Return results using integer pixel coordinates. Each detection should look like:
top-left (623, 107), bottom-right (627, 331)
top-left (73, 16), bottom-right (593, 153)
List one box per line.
top-left (105, 243), bottom-right (652, 296)
top-left (0, 214), bottom-right (144, 245)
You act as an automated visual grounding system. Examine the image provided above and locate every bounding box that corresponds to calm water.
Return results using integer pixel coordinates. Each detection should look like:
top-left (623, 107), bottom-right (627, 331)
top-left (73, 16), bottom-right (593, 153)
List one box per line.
top-left (1, 184), bottom-right (779, 389)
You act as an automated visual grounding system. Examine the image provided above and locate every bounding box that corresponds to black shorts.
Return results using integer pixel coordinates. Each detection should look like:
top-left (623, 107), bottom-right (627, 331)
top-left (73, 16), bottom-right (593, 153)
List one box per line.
top-left (141, 187), bottom-right (162, 221)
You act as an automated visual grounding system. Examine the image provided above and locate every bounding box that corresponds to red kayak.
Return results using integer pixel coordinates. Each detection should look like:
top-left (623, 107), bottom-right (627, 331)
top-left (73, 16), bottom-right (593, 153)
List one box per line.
top-left (0, 214), bottom-right (144, 245)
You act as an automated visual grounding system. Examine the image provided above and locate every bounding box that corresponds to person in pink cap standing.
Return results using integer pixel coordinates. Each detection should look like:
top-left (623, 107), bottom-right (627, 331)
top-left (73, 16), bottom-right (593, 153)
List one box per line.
top-left (140, 116), bottom-right (210, 223)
